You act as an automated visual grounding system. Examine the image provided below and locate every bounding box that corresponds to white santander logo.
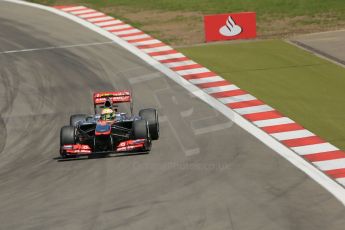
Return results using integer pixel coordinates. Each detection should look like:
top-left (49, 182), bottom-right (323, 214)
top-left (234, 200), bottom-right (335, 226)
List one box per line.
top-left (219, 16), bottom-right (242, 37)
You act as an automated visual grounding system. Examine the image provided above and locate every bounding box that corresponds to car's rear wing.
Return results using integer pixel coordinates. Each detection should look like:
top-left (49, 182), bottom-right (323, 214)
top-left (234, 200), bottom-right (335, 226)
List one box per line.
top-left (93, 90), bottom-right (133, 115)
top-left (93, 91), bottom-right (131, 104)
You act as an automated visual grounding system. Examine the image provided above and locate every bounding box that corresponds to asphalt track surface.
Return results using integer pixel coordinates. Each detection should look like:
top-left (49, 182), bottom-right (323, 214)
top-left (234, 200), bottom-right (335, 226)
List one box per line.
top-left (293, 30), bottom-right (345, 66)
top-left (1, 2), bottom-right (345, 230)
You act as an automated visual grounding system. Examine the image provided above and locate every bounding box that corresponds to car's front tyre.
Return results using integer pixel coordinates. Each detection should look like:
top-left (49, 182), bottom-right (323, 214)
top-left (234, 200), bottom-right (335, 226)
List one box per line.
top-left (60, 126), bottom-right (75, 158)
top-left (139, 108), bottom-right (159, 140)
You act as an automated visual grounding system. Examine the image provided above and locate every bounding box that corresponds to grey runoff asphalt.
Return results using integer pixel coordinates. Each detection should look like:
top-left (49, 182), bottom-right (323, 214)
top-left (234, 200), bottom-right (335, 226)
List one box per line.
top-left (1, 1), bottom-right (345, 230)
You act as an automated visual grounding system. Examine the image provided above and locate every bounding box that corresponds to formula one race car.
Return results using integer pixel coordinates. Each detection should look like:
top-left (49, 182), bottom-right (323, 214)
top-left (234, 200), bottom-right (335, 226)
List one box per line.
top-left (59, 90), bottom-right (159, 158)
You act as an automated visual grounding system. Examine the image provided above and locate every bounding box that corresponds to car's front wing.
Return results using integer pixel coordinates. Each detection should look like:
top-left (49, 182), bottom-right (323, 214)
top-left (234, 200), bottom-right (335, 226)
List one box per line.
top-left (60, 139), bottom-right (150, 158)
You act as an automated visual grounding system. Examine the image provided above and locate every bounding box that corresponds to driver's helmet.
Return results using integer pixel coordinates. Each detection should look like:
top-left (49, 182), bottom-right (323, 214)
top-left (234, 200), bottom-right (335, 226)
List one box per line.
top-left (101, 108), bottom-right (115, 121)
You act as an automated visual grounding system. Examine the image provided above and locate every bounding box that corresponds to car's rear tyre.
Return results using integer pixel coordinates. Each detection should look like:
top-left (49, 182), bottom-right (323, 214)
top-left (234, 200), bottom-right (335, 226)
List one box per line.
top-left (60, 126), bottom-right (75, 158)
top-left (139, 108), bottom-right (159, 140)
top-left (132, 119), bottom-right (149, 140)
top-left (70, 114), bottom-right (88, 126)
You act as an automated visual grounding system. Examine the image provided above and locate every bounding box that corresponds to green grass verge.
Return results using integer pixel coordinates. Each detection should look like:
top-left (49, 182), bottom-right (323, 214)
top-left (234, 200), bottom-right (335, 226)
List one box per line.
top-left (179, 40), bottom-right (345, 150)
top-left (30, 0), bottom-right (345, 45)
top-left (32, 0), bottom-right (345, 18)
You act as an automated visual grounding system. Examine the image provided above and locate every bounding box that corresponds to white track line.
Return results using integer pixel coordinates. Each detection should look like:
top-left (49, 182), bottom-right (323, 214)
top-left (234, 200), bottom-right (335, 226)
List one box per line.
top-left (164, 60), bottom-right (196, 68)
top-left (153, 53), bottom-right (185, 61)
top-left (95, 20), bottom-right (123, 27)
top-left (176, 67), bottom-right (211, 76)
top-left (122, 34), bottom-right (150, 41)
top-left (104, 24), bottom-right (131, 31)
top-left (87, 16), bottom-right (113, 22)
top-left (253, 117), bottom-right (295, 127)
top-left (70, 9), bottom-right (95, 15)
top-left (60, 6), bottom-right (85, 11)
top-left (79, 12), bottom-right (104, 19)
top-left (141, 46), bottom-right (173, 53)
top-left (203, 85), bottom-right (239, 94)
top-left (271, 130), bottom-right (315, 141)
top-left (131, 39), bottom-right (162, 46)
top-left (112, 29), bottom-right (141, 36)
top-left (233, 105), bottom-right (274, 115)
top-left (0, 41), bottom-right (114, 54)
top-left (218, 94), bottom-right (256, 104)
top-left (337, 178), bottom-right (345, 186)
top-left (292, 143), bottom-right (339, 155)
top-left (8, 0), bottom-right (345, 205)
top-left (314, 158), bottom-right (345, 171)
top-left (188, 76), bottom-right (223, 84)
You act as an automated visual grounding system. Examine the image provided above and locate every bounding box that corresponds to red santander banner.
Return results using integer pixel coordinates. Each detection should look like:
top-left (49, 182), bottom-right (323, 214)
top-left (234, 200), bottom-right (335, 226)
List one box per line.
top-left (204, 12), bottom-right (256, 42)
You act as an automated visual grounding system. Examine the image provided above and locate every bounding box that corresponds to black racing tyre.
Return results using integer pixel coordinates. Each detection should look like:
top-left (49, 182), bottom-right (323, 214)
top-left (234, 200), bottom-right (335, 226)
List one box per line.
top-left (139, 108), bottom-right (159, 140)
top-left (60, 126), bottom-right (75, 146)
top-left (132, 119), bottom-right (149, 140)
top-left (70, 114), bottom-right (88, 126)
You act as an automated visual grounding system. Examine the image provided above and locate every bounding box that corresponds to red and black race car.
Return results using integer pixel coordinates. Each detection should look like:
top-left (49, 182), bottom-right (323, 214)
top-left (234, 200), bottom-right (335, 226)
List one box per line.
top-left (60, 90), bottom-right (159, 158)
